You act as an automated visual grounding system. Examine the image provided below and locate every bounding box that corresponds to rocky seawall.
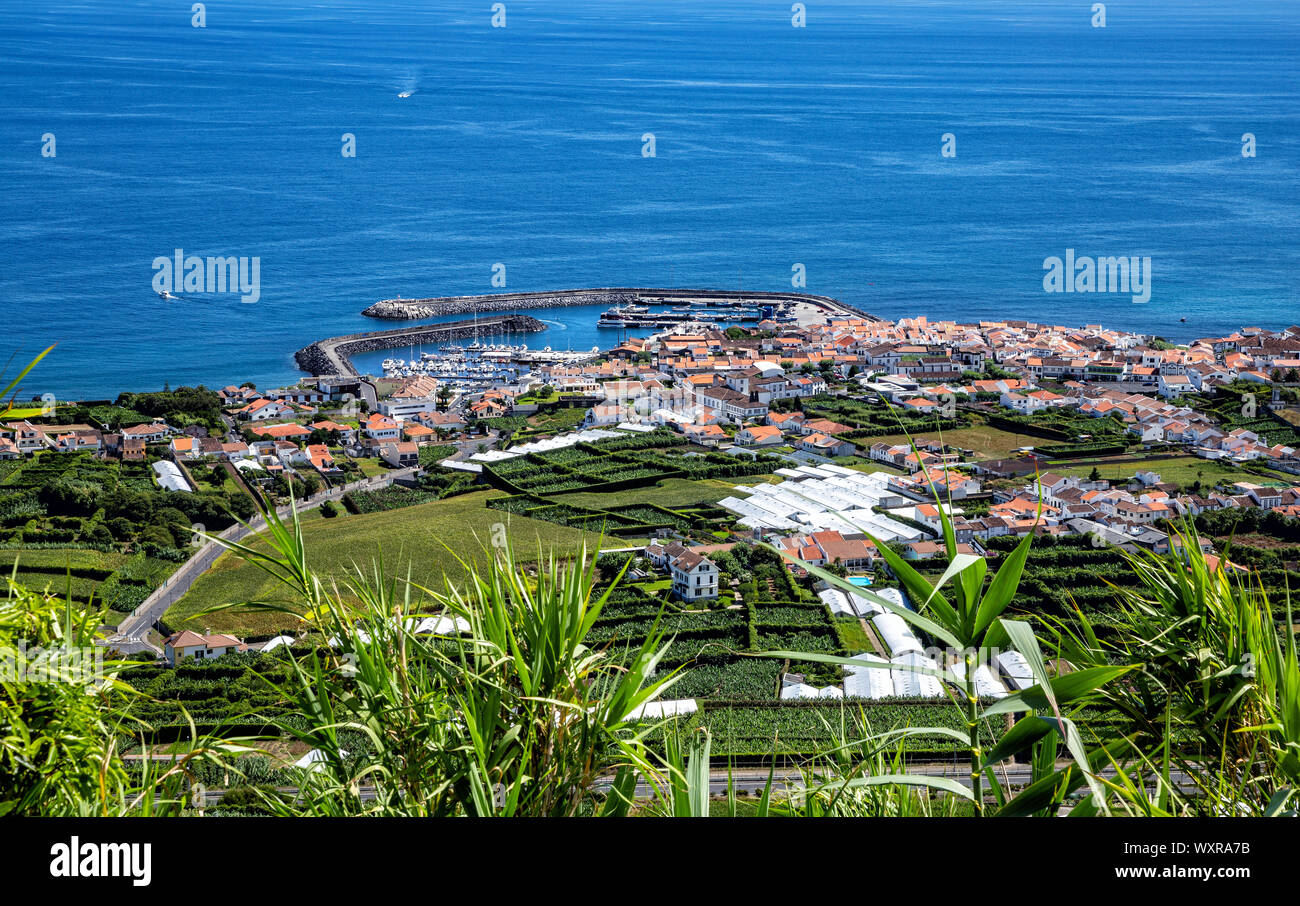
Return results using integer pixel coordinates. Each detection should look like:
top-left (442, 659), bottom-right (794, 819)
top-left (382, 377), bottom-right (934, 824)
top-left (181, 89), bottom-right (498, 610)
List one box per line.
top-left (363, 290), bottom-right (637, 319)
top-left (361, 287), bottom-right (872, 320)
top-left (295, 315), bottom-right (546, 377)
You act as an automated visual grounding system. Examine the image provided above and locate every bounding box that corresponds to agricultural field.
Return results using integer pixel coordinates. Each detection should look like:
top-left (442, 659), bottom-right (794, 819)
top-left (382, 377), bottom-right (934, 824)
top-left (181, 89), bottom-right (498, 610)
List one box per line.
top-left (488, 493), bottom-right (708, 536)
top-left (794, 395), bottom-right (972, 439)
top-left (832, 616), bottom-right (876, 653)
top-left (484, 433), bottom-right (780, 496)
top-left (0, 548), bottom-right (131, 604)
top-left (119, 651), bottom-right (297, 739)
top-left (853, 423), bottom-right (1035, 461)
top-left (1053, 454), bottom-right (1272, 491)
top-left (166, 490), bottom-right (601, 638)
top-left (1184, 385), bottom-right (1300, 447)
top-left (524, 406), bottom-right (588, 435)
top-left (688, 700), bottom-right (997, 759)
top-left (590, 546), bottom-right (844, 707)
top-left (553, 476), bottom-right (755, 510)
top-left (986, 408), bottom-right (1130, 443)
top-left (0, 547), bottom-right (180, 617)
top-left (0, 450), bottom-right (253, 548)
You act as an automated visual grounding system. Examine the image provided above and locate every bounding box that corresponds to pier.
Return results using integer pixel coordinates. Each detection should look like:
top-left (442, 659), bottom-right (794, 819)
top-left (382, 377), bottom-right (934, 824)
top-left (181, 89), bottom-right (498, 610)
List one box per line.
top-left (360, 287), bottom-right (879, 322)
top-left (294, 314), bottom-right (546, 377)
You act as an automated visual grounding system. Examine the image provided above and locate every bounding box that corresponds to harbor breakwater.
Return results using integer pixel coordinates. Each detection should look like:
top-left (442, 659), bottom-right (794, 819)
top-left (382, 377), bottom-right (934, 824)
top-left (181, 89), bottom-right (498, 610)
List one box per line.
top-left (295, 314), bottom-right (546, 377)
top-left (361, 287), bottom-right (877, 320)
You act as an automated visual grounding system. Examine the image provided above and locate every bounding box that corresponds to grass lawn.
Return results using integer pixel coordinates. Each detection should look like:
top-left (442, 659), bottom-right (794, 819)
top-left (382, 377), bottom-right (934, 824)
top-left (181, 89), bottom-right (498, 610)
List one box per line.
top-left (351, 457), bottom-right (390, 478)
top-left (165, 491), bottom-right (601, 637)
top-left (524, 407), bottom-right (587, 435)
top-left (863, 424), bottom-right (1046, 461)
top-left (1053, 455), bottom-right (1256, 489)
top-left (835, 456), bottom-right (908, 475)
top-left (832, 617), bottom-right (875, 654)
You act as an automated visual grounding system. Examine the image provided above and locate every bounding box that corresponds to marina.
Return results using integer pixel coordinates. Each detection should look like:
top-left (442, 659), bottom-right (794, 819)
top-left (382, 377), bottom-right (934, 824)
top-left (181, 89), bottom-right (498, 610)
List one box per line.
top-left (378, 342), bottom-right (602, 382)
top-left (597, 298), bottom-right (796, 328)
top-left (303, 290), bottom-right (870, 382)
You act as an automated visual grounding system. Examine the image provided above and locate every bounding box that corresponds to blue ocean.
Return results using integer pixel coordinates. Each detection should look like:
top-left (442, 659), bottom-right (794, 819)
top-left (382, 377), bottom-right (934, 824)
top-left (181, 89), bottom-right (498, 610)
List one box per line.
top-left (1, 0), bottom-right (1298, 400)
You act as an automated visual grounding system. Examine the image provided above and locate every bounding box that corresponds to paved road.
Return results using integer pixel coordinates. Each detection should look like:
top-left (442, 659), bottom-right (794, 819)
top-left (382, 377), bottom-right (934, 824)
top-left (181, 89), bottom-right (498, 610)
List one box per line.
top-left (179, 762), bottom-right (1199, 807)
top-left (104, 467), bottom-right (419, 655)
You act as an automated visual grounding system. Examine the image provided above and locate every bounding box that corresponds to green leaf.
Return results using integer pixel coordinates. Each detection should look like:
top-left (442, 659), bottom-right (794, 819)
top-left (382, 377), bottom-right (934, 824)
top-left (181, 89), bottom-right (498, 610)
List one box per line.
top-left (834, 773), bottom-right (975, 801)
top-left (993, 767), bottom-right (1079, 817)
top-left (973, 530), bottom-right (1034, 638)
top-left (982, 715), bottom-right (1057, 768)
top-left (997, 617), bottom-right (1063, 727)
top-left (928, 552), bottom-right (982, 610)
top-left (599, 766), bottom-right (636, 817)
top-left (1, 344), bottom-right (55, 409)
top-left (1264, 788), bottom-right (1297, 817)
top-left (982, 664), bottom-right (1135, 718)
top-left (781, 553), bottom-right (962, 650)
top-left (687, 730), bottom-right (711, 818)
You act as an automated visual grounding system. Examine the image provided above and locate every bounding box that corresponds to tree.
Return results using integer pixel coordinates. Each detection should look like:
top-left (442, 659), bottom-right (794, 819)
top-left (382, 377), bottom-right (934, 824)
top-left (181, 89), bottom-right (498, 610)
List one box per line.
top-left (1088, 466), bottom-right (1101, 482)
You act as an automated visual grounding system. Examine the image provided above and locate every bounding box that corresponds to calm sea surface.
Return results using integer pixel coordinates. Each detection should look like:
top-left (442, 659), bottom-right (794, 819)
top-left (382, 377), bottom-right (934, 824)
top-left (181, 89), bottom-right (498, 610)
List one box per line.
top-left (1, 0), bottom-right (1298, 399)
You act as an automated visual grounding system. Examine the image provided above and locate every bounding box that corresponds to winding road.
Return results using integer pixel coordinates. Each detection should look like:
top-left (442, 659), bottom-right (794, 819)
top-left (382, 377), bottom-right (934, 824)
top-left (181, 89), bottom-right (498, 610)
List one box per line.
top-left (104, 466), bottom-right (419, 655)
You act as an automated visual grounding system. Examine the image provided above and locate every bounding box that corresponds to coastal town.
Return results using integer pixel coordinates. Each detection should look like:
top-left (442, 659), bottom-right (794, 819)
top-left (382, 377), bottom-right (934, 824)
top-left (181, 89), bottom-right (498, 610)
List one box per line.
top-left (8, 0), bottom-right (1299, 865)
top-left (5, 292), bottom-right (1300, 800)
top-left (6, 295), bottom-right (1300, 602)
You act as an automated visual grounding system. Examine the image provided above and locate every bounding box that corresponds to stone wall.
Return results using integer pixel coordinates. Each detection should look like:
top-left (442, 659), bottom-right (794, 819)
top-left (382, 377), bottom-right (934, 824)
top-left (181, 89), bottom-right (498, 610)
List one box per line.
top-left (295, 315), bottom-right (546, 376)
top-left (363, 290), bottom-right (638, 319)
top-left (361, 287), bottom-right (868, 320)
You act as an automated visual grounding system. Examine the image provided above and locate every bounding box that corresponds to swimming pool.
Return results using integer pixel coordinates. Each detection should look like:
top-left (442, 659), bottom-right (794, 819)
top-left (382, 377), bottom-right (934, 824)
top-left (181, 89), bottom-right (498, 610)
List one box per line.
top-left (847, 576), bottom-right (873, 587)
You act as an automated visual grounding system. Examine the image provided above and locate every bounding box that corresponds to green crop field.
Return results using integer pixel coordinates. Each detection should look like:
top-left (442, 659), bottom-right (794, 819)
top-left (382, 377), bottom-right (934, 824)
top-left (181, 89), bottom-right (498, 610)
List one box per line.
top-left (0, 547), bottom-right (181, 620)
top-left (550, 476), bottom-right (774, 510)
top-left (1054, 455), bottom-right (1264, 489)
top-left (166, 491), bottom-right (601, 637)
top-left (860, 423), bottom-right (1048, 461)
top-left (0, 549), bottom-right (130, 603)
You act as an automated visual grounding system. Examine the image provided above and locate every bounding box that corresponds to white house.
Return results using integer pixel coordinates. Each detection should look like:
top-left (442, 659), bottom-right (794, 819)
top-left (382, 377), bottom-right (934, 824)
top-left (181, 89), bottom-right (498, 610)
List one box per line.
top-left (163, 630), bottom-right (247, 665)
top-left (669, 549), bottom-right (718, 602)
